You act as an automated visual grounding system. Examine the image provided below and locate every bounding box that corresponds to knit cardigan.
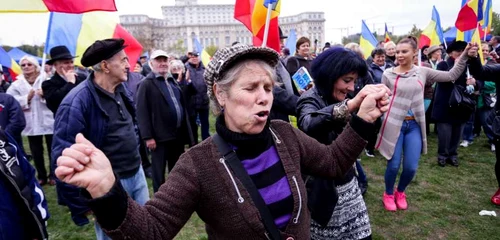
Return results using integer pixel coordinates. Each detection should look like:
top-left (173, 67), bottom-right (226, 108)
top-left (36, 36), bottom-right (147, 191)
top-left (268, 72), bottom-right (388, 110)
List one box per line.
top-left (376, 55), bottom-right (467, 160)
top-left (89, 118), bottom-right (374, 240)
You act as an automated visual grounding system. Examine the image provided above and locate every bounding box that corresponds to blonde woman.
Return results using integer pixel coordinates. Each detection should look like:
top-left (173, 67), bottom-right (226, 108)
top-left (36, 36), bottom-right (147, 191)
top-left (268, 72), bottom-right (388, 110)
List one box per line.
top-left (7, 55), bottom-right (54, 185)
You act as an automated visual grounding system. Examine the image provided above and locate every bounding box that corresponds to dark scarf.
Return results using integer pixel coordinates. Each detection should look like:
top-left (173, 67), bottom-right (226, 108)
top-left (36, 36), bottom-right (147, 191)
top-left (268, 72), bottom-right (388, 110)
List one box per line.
top-left (215, 115), bottom-right (273, 159)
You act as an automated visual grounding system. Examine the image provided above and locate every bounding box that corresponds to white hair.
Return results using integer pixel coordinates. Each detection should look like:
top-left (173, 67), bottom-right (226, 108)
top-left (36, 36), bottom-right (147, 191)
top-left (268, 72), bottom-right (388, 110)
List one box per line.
top-left (169, 60), bottom-right (185, 73)
top-left (19, 55), bottom-right (41, 72)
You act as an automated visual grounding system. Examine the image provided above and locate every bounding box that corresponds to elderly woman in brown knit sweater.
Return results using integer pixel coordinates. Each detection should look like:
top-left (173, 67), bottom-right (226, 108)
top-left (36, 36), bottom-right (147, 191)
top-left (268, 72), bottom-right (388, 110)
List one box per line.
top-left (54, 45), bottom-right (391, 240)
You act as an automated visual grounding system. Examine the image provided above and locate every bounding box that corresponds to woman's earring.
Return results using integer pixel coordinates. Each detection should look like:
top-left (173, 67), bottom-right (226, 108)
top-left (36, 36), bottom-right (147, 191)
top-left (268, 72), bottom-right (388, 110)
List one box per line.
top-left (220, 106), bottom-right (224, 113)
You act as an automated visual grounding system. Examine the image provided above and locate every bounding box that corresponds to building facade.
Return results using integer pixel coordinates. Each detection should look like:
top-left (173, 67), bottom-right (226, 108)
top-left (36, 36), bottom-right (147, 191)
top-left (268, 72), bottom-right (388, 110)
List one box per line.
top-left (120, 0), bottom-right (325, 55)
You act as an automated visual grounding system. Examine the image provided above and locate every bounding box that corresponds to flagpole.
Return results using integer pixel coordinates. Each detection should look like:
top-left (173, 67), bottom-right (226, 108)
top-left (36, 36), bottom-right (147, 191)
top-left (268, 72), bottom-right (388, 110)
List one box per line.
top-left (41, 12), bottom-right (54, 80)
top-left (261, 3), bottom-right (273, 47)
top-left (442, 38), bottom-right (448, 49)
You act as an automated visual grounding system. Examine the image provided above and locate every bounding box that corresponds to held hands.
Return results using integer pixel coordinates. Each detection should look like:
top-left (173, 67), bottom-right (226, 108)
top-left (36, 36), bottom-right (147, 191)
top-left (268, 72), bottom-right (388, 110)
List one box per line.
top-left (348, 84), bottom-right (391, 112)
top-left (62, 68), bottom-right (77, 84)
top-left (357, 88), bottom-right (391, 123)
top-left (55, 134), bottom-right (115, 199)
top-left (466, 77), bottom-right (476, 86)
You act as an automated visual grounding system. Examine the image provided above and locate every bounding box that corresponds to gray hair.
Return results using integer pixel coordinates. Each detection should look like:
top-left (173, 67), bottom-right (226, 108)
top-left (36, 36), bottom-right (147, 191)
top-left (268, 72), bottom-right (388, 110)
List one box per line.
top-left (92, 62), bottom-right (103, 72)
top-left (19, 55), bottom-right (41, 72)
top-left (210, 59), bottom-right (277, 116)
top-left (169, 60), bottom-right (185, 73)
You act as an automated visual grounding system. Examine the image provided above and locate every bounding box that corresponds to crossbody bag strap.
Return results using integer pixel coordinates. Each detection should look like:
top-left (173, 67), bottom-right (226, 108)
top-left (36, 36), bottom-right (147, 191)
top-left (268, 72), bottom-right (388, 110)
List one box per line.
top-left (212, 134), bottom-right (282, 240)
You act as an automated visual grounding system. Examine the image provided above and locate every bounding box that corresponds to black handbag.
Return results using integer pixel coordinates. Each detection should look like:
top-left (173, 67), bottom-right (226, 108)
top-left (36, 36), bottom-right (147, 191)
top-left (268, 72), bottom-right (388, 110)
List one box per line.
top-left (449, 84), bottom-right (476, 119)
top-left (486, 107), bottom-right (500, 137)
top-left (212, 134), bottom-right (282, 240)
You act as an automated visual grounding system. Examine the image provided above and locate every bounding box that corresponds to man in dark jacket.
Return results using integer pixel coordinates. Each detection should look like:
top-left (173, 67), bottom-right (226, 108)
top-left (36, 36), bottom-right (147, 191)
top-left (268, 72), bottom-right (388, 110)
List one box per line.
top-left (42, 45), bottom-right (86, 116)
top-left (185, 51), bottom-right (210, 142)
top-left (51, 39), bottom-right (150, 239)
top-left (0, 129), bottom-right (49, 240)
top-left (137, 49), bottom-right (194, 192)
top-left (123, 61), bottom-right (152, 178)
top-left (0, 93), bottom-right (26, 150)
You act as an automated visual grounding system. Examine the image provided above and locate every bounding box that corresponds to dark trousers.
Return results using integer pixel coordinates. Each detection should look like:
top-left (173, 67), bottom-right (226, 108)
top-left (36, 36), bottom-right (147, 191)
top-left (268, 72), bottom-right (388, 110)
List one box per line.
top-left (366, 118), bottom-right (382, 151)
top-left (437, 123), bottom-right (465, 161)
top-left (137, 131), bottom-right (151, 169)
top-left (189, 108), bottom-right (210, 144)
top-left (150, 139), bottom-right (184, 192)
top-left (28, 134), bottom-right (53, 181)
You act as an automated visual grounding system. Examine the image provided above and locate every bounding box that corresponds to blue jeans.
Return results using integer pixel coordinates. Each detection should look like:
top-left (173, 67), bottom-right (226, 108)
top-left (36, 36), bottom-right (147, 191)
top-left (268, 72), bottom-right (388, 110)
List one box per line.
top-left (479, 108), bottom-right (495, 143)
top-left (356, 160), bottom-right (367, 184)
top-left (385, 120), bottom-right (422, 195)
top-left (94, 167), bottom-right (150, 240)
top-left (462, 113), bottom-right (475, 142)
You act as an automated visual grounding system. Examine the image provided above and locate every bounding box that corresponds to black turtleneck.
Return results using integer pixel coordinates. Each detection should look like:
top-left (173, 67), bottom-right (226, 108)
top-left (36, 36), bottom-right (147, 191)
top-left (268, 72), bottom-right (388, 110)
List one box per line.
top-left (215, 115), bottom-right (274, 159)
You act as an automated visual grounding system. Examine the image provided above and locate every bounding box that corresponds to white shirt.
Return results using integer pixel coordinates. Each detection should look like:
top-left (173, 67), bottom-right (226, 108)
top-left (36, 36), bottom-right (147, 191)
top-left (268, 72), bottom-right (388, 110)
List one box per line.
top-left (6, 73), bottom-right (54, 136)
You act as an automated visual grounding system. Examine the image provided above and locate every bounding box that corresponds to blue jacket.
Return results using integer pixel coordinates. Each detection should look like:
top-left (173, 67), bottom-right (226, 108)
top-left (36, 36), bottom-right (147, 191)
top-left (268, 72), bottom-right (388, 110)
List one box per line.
top-left (0, 92), bottom-right (25, 138)
top-left (0, 130), bottom-right (49, 240)
top-left (51, 73), bottom-right (138, 226)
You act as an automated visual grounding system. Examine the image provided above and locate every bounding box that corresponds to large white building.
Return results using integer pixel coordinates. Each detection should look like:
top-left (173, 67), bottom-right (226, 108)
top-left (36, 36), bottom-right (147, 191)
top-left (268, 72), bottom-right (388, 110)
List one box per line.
top-left (120, 0), bottom-right (325, 55)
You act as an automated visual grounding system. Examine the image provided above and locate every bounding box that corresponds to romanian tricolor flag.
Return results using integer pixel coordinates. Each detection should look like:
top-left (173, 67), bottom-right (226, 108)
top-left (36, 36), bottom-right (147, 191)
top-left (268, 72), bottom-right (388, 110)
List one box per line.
top-left (193, 37), bottom-right (211, 68)
top-left (0, 0), bottom-right (116, 13)
top-left (455, 0), bottom-right (484, 31)
top-left (46, 12), bottom-right (142, 68)
top-left (472, 25), bottom-right (485, 65)
top-left (419, 6), bottom-right (445, 49)
top-left (234, 0), bottom-right (281, 52)
top-left (0, 47), bottom-right (22, 80)
top-left (483, 0), bottom-right (493, 34)
top-left (359, 20), bottom-right (378, 59)
top-left (384, 23), bottom-right (391, 43)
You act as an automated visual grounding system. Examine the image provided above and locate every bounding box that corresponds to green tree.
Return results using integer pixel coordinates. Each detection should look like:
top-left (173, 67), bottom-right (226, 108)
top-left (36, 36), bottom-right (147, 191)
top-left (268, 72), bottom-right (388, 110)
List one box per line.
top-left (407, 24), bottom-right (422, 39)
top-left (492, 11), bottom-right (500, 36)
top-left (204, 45), bottom-right (218, 56)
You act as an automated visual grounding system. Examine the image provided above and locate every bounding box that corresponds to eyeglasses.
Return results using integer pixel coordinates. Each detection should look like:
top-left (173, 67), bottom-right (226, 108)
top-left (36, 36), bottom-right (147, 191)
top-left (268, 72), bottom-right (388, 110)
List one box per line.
top-left (21, 63), bottom-right (33, 67)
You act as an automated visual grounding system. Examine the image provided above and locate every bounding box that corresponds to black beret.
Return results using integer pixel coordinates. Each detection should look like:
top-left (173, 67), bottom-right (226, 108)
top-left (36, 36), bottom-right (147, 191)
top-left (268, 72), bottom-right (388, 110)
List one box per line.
top-left (81, 38), bottom-right (127, 67)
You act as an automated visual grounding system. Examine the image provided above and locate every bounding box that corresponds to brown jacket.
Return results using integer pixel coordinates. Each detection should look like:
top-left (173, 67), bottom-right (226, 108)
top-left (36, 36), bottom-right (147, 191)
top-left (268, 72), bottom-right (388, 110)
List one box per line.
top-left (100, 119), bottom-right (371, 240)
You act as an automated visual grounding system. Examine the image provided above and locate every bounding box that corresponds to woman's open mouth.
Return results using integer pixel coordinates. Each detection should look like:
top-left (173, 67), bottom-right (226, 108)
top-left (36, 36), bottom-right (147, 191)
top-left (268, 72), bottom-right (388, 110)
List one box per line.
top-left (255, 110), bottom-right (270, 121)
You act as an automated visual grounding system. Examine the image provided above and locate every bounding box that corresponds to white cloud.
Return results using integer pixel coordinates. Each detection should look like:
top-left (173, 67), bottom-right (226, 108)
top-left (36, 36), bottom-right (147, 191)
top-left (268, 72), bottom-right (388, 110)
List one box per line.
top-left (0, 0), bottom-right (498, 46)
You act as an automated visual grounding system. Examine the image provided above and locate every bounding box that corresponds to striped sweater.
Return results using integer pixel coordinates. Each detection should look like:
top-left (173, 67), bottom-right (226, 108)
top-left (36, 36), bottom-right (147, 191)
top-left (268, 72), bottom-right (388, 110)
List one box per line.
top-left (376, 54), bottom-right (467, 160)
top-left (216, 117), bottom-right (293, 229)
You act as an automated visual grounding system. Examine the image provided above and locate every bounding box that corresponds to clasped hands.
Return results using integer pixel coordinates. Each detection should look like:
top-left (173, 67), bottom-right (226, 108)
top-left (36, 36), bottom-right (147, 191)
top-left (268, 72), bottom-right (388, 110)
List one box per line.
top-left (348, 84), bottom-right (392, 123)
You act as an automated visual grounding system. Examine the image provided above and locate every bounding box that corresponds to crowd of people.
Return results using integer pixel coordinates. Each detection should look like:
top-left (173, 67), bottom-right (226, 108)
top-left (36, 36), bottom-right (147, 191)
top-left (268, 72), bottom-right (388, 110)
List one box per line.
top-left (1, 26), bottom-right (500, 240)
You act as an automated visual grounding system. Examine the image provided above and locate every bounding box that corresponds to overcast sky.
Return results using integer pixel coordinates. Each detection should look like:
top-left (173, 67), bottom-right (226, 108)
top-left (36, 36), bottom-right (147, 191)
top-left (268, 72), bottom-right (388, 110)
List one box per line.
top-left (0, 0), bottom-right (499, 46)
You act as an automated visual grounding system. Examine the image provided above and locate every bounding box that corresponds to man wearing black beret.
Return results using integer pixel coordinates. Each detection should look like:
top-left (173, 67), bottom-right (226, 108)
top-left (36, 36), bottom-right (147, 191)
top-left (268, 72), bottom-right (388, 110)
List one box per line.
top-left (51, 38), bottom-right (150, 239)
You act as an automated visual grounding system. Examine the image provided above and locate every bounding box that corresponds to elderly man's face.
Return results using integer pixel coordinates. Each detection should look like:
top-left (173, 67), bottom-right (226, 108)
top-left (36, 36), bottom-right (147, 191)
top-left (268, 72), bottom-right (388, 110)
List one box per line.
top-left (20, 59), bottom-right (36, 76)
top-left (105, 50), bottom-right (130, 82)
top-left (188, 54), bottom-right (200, 65)
top-left (151, 57), bottom-right (169, 75)
top-left (54, 59), bottom-right (74, 74)
top-left (216, 62), bottom-right (273, 135)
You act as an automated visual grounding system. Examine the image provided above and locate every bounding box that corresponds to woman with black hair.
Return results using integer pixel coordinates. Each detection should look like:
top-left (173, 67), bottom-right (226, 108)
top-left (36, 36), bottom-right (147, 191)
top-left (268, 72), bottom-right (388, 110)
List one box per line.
top-left (297, 47), bottom-right (386, 239)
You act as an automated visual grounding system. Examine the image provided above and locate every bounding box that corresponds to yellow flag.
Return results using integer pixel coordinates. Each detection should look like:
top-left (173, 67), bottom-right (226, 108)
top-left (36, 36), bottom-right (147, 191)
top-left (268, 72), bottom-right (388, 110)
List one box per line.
top-left (471, 26), bottom-right (484, 65)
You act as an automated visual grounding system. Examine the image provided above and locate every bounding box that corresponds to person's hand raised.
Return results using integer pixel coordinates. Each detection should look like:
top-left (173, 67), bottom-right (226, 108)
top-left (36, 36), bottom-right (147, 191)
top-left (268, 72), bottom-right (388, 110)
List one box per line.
top-left (348, 84), bottom-right (391, 112)
top-left (357, 88), bottom-right (391, 123)
top-left (55, 133), bottom-right (115, 198)
top-left (467, 43), bottom-right (479, 58)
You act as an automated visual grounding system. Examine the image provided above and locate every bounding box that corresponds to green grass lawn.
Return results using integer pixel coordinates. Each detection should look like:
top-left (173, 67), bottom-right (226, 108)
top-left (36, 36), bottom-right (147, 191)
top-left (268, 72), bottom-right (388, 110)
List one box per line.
top-left (29, 123), bottom-right (500, 240)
